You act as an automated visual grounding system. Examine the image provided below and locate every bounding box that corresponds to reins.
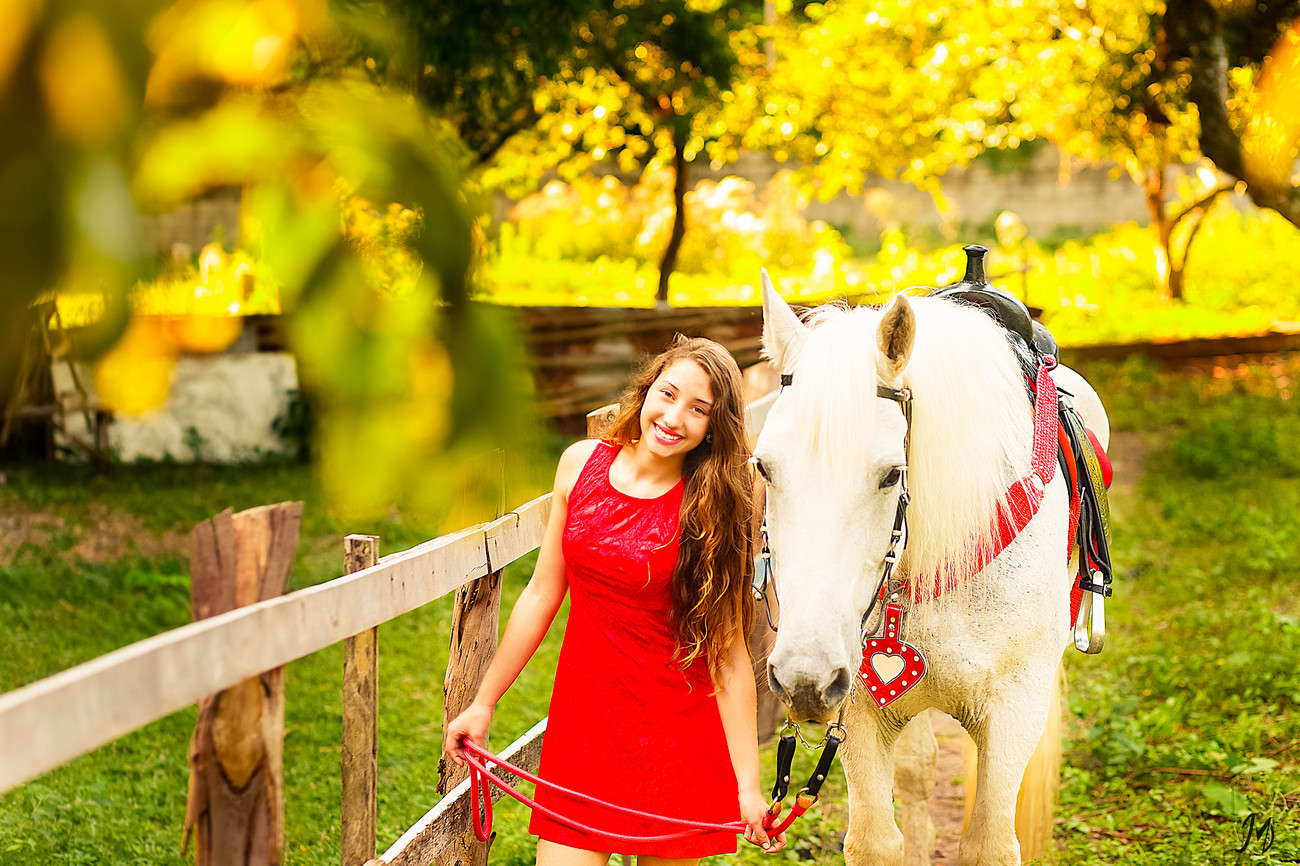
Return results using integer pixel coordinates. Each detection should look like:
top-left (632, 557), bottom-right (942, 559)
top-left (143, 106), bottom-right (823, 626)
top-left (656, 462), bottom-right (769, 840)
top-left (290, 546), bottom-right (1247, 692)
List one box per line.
top-left (763, 713), bottom-right (845, 829)
top-left (460, 735), bottom-right (835, 843)
top-left (757, 308), bottom-right (1114, 666)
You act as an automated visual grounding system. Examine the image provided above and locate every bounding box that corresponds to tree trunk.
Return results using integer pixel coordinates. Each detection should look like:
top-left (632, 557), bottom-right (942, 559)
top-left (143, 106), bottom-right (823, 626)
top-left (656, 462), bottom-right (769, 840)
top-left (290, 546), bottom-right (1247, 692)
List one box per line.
top-left (183, 503), bottom-right (303, 866)
top-left (656, 126), bottom-right (691, 305)
top-left (1168, 252), bottom-right (1186, 302)
top-left (1164, 0), bottom-right (1300, 227)
top-left (1143, 165), bottom-right (1182, 302)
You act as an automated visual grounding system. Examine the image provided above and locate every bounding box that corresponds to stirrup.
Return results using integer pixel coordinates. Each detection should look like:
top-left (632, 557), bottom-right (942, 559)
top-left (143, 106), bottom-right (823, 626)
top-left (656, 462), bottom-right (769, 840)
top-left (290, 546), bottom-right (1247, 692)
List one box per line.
top-left (1073, 580), bottom-right (1106, 653)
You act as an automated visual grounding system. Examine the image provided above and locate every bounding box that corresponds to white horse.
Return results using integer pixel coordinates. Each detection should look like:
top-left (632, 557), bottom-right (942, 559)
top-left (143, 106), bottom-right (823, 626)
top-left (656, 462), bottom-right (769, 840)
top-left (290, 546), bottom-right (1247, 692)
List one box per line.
top-left (754, 279), bottom-right (1109, 866)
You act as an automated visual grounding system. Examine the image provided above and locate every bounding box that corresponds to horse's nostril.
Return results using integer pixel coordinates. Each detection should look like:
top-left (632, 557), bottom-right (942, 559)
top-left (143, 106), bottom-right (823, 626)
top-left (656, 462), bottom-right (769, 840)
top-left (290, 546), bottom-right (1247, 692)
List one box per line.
top-left (824, 666), bottom-right (852, 705)
top-left (767, 665), bottom-right (790, 703)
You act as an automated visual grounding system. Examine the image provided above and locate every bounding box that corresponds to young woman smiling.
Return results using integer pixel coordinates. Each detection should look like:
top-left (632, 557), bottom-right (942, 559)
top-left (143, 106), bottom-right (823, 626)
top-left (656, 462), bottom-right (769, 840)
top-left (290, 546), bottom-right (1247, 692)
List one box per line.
top-left (445, 337), bottom-right (782, 864)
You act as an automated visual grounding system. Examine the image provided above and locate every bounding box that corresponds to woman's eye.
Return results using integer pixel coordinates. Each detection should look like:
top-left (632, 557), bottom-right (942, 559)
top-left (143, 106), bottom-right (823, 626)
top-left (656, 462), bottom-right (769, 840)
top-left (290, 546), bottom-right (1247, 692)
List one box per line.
top-left (880, 467), bottom-right (902, 489)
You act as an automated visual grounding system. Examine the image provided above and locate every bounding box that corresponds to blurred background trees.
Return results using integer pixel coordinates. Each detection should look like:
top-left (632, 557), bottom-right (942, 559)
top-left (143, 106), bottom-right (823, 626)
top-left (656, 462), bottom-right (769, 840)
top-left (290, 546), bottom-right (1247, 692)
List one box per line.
top-left (0, 0), bottom-right (538, 521)
top-left (1, 0), bottom-right (1298, 510)
top-left (350, 0), bottom-right (747, 302)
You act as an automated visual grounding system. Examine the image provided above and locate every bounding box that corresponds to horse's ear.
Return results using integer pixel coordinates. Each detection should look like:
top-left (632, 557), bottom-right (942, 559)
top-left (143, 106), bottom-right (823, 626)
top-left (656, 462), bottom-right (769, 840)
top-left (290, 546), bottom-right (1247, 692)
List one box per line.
top-left (761, 268), bottom-right (808, 370)
top-left (877, 293), bottom-right (915, 381)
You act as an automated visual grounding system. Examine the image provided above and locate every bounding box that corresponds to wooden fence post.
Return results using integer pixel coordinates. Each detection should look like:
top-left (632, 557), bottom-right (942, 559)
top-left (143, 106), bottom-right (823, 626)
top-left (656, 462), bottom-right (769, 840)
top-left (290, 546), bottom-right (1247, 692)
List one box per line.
top-left (342, 535), bottom-right (380, 866)
top-left (434, 561), bottom-right (502, 866)
top-left (183, 501), bottom-right (303, 866)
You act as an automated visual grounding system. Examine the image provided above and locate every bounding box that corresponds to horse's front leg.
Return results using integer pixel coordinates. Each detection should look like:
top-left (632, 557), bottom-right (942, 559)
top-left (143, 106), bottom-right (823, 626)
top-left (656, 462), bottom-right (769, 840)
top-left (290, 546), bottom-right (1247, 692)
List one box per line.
top-left (958, 685), bottom-right (1053, 866)
top-left (842, 704), bottom-right (909, 866)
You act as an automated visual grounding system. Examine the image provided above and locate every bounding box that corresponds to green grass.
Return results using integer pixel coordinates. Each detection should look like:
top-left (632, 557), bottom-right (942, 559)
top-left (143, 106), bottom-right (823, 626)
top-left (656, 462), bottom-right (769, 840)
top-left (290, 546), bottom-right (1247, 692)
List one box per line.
top-left (4, 356), bottom-right (1300, 864)
top-left (1053, 355), bottom-right (1300, 865)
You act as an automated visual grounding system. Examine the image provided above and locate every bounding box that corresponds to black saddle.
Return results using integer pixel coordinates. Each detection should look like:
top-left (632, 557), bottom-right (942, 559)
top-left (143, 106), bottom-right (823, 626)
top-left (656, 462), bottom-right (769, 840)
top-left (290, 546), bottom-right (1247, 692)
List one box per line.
top-left (930, 245), bottom-right (1057, 361)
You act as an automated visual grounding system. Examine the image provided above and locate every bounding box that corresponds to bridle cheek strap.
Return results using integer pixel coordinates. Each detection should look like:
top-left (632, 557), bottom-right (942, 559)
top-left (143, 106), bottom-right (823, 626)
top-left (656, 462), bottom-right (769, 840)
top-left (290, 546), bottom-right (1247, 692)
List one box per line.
top-left (917, 362), bottom-right (1059, 600)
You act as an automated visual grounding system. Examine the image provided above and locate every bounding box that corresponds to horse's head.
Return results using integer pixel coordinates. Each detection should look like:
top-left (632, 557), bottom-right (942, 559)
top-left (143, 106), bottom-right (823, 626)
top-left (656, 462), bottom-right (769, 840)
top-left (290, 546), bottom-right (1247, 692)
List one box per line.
top-left (755, 273), bottom-right (916, 722)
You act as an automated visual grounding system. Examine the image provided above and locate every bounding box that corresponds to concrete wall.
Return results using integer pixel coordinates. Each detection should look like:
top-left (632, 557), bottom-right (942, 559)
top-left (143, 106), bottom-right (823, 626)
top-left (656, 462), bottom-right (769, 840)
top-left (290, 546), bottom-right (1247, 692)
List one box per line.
top-left (494, 147), bottom-right (1200, 239)
top-left (701, 147), bottom-right (1162, 237)
top-left (154, 152), bottom-right (1179, 250)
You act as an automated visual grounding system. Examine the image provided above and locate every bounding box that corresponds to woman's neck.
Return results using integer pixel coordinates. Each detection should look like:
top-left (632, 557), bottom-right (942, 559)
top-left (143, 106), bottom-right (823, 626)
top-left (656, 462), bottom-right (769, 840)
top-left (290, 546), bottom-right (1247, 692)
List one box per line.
top-left (610, 440), bottom-right (686, 497)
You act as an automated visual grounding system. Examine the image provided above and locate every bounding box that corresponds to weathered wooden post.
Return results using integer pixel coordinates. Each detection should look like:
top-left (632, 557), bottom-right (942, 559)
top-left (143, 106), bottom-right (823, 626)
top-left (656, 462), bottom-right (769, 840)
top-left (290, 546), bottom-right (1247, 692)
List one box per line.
top-left (433, 567), bottom-right (502, 866)
top-left (183, 502), bottom-right (303, 866)
top-left (342, 535), bottom-right (380, 866)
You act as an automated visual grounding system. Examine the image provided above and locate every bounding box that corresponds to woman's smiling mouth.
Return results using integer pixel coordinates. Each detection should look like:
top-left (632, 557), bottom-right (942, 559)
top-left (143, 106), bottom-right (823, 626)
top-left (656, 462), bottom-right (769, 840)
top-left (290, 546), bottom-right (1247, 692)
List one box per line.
top-left (654, 423), bottom-right (684, 443)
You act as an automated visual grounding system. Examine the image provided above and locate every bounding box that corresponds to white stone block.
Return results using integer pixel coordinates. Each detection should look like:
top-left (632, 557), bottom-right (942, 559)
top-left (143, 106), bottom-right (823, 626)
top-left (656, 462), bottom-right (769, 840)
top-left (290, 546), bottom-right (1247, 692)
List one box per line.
top-left (55, 352), bottom-right (299, 463)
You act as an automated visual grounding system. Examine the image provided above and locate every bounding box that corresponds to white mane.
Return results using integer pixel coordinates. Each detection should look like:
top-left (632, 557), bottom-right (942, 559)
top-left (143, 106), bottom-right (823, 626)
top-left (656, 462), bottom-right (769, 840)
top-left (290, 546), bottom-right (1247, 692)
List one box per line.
top-left (779, 304), bottom-right (887, 489)
top-left (787, 295), bottom-right (1034, 592)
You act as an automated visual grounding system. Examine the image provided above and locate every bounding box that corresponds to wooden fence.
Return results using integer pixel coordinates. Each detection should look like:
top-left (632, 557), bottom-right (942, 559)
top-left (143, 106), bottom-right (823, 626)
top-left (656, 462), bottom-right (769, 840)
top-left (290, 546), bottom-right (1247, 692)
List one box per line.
top-left (0, 388), bottom-right (781, 865)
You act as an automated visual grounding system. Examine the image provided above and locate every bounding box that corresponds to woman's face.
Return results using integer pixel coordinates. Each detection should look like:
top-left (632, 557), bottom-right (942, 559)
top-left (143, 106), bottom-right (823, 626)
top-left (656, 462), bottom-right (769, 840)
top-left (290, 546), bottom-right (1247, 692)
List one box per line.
top-left (638, 359), bottom-right (714, 460)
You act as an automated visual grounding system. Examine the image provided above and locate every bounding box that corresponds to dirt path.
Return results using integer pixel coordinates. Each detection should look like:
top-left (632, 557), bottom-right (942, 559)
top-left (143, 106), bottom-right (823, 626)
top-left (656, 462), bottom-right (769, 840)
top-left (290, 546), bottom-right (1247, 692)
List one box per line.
top-left (0, 498), bottom-right (190, 566)
top-left (926, 711), bottom-right (969, 864)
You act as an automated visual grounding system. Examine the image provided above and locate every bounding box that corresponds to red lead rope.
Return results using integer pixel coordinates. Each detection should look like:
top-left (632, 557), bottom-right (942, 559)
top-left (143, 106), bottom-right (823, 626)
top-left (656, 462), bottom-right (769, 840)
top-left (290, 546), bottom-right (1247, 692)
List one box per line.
top-left (461, 739), bottom-right (799, 845)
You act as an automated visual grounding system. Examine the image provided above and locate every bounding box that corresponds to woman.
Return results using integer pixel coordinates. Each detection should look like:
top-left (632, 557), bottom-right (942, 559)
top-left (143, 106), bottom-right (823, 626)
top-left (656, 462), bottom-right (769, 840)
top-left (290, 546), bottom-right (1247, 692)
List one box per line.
top-left (445, 336), bottom-right (783, 864)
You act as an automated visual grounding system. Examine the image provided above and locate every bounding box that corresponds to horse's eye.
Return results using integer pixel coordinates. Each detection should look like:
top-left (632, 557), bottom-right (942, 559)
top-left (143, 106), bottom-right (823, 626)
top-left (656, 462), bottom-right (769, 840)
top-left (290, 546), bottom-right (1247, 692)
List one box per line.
top-left (880, 467), bottom-right (902, 489)
top-left (751, 457), bottom-right (770, 482)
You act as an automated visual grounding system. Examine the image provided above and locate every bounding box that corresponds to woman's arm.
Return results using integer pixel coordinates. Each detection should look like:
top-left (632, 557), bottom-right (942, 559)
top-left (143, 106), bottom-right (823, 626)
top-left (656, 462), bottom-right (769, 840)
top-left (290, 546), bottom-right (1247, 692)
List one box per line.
top-left (443, 440), bottom-right (598, 764)
top-left (715, 633), bottom-right (785, 853)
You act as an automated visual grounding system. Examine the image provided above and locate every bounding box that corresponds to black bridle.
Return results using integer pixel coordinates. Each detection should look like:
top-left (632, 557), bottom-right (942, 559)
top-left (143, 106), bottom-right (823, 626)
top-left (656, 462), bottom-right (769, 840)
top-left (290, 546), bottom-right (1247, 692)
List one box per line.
top-left (752, 375), bottom-right (914, 636)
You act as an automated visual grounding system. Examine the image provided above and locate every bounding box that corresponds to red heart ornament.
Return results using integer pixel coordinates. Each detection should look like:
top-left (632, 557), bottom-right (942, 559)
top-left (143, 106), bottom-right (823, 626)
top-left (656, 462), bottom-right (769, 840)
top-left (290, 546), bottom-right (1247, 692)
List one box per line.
top-left (857, 603), bottom-right (927, 708)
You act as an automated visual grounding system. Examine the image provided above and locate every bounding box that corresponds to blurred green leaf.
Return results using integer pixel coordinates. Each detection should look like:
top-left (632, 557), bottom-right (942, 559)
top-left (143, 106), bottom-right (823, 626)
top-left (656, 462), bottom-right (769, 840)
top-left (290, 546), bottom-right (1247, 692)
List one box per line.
top-left (1201, 782), bottom-right (1250, 817)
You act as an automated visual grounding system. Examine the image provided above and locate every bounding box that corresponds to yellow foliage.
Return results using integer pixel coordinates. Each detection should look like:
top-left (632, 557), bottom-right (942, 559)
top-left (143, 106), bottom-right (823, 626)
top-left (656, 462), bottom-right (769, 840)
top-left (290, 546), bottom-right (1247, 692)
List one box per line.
top-left (212, 0), bottom-right (297, 84)
top-left (167, 314), bottom-right (244, 353)
top-left (503, 169), bottom-right (850, 277)
top-left (0, 0), bottom-right (40, 92)
top-left (316, 410), bottom-right (408, 521)
top-left (94, 317), bottom-right (177, 416)
top-left (1245, 21), bottom-right (1300, 191)
top-left (145, 0), bottom-right (326, 104)
top-left (38, 12), bottom-right (129, 145)
top-left (403, 342), bottom-right (453, 452)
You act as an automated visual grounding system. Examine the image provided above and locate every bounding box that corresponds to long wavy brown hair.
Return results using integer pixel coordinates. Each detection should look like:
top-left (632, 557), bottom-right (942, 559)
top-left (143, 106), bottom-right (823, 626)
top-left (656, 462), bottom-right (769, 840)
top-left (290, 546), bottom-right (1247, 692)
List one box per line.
top-left (602, 336), bottom-right (756, 679)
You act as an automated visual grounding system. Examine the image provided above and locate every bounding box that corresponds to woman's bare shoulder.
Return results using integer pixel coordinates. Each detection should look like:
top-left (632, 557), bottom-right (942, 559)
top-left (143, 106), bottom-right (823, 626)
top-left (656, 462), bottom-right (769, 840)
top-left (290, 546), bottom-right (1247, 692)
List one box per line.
top-left (554, 439), bottom-right (605, 495)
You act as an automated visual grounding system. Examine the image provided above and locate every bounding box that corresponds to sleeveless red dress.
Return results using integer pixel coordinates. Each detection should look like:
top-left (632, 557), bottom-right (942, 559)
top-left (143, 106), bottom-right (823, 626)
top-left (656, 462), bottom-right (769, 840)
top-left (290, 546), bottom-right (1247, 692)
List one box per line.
top-left (529, 441), bottom-right (740, 857)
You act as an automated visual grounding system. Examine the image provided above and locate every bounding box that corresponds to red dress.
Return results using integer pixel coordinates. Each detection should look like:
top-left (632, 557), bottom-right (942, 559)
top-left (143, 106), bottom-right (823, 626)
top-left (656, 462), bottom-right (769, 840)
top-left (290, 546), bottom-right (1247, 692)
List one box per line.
top-left (529, 441), bottom-right (740, 857)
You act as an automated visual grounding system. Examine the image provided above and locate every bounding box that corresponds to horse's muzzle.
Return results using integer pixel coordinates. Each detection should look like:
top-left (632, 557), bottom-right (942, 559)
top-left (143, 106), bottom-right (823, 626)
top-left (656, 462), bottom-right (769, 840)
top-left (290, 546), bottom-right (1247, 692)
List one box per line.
top-left (767, 663), bottom-right (852, 723)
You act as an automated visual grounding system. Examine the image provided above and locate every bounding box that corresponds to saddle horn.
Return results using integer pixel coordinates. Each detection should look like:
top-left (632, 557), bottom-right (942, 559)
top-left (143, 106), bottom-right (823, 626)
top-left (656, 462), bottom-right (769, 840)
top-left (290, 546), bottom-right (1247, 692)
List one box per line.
top-left (930, 245), bottom-right (1056, 356)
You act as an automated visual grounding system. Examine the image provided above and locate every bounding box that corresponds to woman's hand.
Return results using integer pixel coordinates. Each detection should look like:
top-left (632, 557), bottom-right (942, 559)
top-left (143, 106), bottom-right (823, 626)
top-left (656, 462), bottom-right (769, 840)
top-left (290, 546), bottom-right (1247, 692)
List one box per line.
top-left (444, 702), bottom-right (493, 766)
top-left (739, 787), bottom-right (785, 853)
